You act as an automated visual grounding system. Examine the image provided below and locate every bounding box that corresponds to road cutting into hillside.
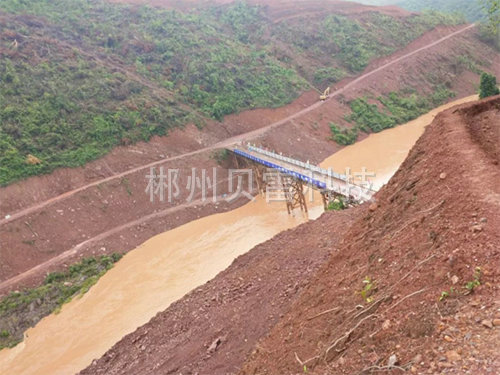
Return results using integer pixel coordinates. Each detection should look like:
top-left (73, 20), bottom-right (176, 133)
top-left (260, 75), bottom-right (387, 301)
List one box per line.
top-left (0, 23), bottom-right (475, 228)
top-left (0, 94), bottom-right (479, 294)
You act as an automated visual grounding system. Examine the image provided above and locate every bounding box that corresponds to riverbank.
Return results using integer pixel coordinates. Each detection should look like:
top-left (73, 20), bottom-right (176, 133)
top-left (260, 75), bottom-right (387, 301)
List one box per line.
top-left (0, 95), bottom-right (480, 375)
top-left (82, 95), bottom-right (500, 374)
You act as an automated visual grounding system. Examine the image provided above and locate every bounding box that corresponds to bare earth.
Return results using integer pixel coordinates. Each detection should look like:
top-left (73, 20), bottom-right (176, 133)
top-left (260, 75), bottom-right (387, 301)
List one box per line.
top-left (81, 96), bottom-right (500, 375)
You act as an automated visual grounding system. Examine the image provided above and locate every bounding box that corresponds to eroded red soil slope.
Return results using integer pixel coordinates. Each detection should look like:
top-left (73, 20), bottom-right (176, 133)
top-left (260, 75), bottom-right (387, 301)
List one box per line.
top-left (79, 209), bottom-right (358, 375)
top-left (240, 96), bottom-right (500, 374)
top-left (81, 97), bottom-right (499, 374)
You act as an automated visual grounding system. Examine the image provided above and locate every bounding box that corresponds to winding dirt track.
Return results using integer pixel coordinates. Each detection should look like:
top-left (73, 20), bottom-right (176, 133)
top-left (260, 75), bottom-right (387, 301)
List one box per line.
top-left (0, 23), bottom-right (477, 295)
top-left (0, 23), bottom-right (477, 293)
top-left (0, 195), bottom-right (231, 294)
top-left (0, 24), bottom-right (475, 230)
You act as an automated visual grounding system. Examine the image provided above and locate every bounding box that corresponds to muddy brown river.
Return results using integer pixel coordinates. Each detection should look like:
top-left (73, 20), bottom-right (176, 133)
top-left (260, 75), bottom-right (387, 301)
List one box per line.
top-left (0, 95), bottom-right (477, 375)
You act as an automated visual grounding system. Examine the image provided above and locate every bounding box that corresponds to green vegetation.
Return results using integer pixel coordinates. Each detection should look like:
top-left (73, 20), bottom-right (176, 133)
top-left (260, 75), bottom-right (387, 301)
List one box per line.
top-left (347, 97), bottom-right (397, 132)
top-left (349, 0), bottom-right (498, 48)
top-left (465, 267), bottom-right (482, 292)
top-left (329, 87), bottom-right (455, 145)
top-left (0, 0), bottom-right (304, 185)
top-left (481, 0), bottom-right (500, 33)
top-left (478, 0), bottom-right (500, 49)
top-left (314, 67), bottom-right (346, 87)
top-left (327, 197), bottom-right (347, 211)
top-left (396, 0), bottom-right (499, 48)
top-left (398, 0), bottom-right (485, 22)
top-left (439, 287), bottom-right (456, 301)
top-left (210, 149), bottom-right (230, 166)
top-left (346, 0), bottom-right (485, 22)
top-left (0, 253), bottom-right (122, 350)
top-left (121, 177), bottom-right (133, 196)
top-left (479, 72), bottom-right (500, 98)
top-left (274, 11), bottom-right (464, 77)
top-left (453, 54), bottom-right (484, 75)
top-left (0, 0), bottom-right (470, 185)
top-left (440, 267), bottom-right (482, 301)
top-left (0, 55), bottom-right (190, 185)
top-left (358, 276), bottom-right (377, 303)
top-left (329, 123), bottom-right (358, 145)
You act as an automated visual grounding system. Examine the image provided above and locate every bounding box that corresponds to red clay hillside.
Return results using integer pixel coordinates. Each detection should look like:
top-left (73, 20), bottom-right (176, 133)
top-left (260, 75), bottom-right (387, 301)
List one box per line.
top-left (80, 97), bottom-right (500, 374)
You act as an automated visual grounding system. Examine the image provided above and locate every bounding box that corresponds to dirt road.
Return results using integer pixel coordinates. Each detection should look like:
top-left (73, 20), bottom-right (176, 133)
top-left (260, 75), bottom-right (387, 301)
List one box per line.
top-left (0, 93), bottom-right (480, 295)
top-left (0, 23), bottom-right (475, 228)
top-left (0, 195), bottom-right (227, 294)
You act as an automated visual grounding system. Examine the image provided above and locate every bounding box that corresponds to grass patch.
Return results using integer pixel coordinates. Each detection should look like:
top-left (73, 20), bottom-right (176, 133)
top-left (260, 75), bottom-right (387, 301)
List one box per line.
top-left (329, 123), bottom-right (358, 145)
top-left (327, 197), bottom-right (346, 211)
top-left (0, 253), bottom-right (122, 350)
top-left (210, 149), bottom-right (230, 166)
top-left (121, 177), bottom-right (133, 196)
top-left (330, 87), bottom-right (456, 145)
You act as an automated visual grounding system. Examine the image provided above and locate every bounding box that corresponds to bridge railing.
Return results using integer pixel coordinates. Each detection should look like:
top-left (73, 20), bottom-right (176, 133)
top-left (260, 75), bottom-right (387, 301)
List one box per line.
top-left (247, 144), bottom-right (347, 182)
top-left (233, 147), bottom-right (376, 201)
top-left (232, 149), bottom-right (328, 190)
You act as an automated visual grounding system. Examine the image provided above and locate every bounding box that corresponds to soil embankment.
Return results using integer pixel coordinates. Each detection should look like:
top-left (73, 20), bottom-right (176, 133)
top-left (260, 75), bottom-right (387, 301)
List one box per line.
top-left (81, 96), bottom-right (500, 374)
top-left (240, 96), bottom-right (500, 374)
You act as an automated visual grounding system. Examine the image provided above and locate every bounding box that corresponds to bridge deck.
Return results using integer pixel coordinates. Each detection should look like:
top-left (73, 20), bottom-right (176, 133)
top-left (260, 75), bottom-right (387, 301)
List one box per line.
top-left (232, 146), bottom-right (375, 202)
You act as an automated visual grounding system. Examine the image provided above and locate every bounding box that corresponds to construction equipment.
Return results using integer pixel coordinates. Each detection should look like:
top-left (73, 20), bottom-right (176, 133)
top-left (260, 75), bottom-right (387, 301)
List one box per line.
top-left (320, 87), bottom-right (330, 101)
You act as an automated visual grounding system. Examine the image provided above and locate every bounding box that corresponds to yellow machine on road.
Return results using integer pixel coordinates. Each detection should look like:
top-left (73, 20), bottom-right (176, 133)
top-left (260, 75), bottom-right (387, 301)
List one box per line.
top-left (320, 87), bottom-right (330, 101)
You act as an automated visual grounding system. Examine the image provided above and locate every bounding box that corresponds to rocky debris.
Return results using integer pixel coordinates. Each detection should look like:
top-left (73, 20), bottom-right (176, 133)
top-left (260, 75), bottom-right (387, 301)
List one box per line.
top-left (382, 319), bottom-right (391, 330)
top-left (207, 336), bottom-right (223, 353)
top-left (387, 354), bottom-right (398, 367)
top-left (444, 335), bottom-right (454, 342)
top-left (481, 320), bottom-right (493, 329)
top-left (412, 354), bottom-right (422, 364)
top-left (471, 224), bottom-right (483, 232)
top-left (445, 350), bottom-right (461, 362)
top-left (238, 97), bottom-right (500, 375)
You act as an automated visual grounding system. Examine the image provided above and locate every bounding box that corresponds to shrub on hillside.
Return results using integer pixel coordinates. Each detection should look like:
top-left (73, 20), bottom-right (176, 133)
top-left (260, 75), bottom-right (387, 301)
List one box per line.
top-left (479, 72), bottom-right (500, 98)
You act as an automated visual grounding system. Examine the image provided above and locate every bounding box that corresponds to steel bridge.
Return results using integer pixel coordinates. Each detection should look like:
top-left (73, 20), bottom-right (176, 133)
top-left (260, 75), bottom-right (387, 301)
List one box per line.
top-left (229, 144), bottom-right (376, 214)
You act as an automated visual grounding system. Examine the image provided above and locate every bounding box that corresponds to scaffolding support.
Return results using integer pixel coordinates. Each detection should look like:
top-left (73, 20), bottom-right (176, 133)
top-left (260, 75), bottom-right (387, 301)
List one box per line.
top-left (282, 177), bottom-right (308, 214)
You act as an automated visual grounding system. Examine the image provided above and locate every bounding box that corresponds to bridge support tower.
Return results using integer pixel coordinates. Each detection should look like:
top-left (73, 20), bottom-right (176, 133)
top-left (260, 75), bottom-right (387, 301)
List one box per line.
top-left (283, 177), bottom-right (308, 214)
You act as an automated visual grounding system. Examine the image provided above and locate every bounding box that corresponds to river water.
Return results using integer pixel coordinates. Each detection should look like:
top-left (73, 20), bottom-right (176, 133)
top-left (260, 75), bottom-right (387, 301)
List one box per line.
top-left (0, 95), bottom-right (477, 375)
